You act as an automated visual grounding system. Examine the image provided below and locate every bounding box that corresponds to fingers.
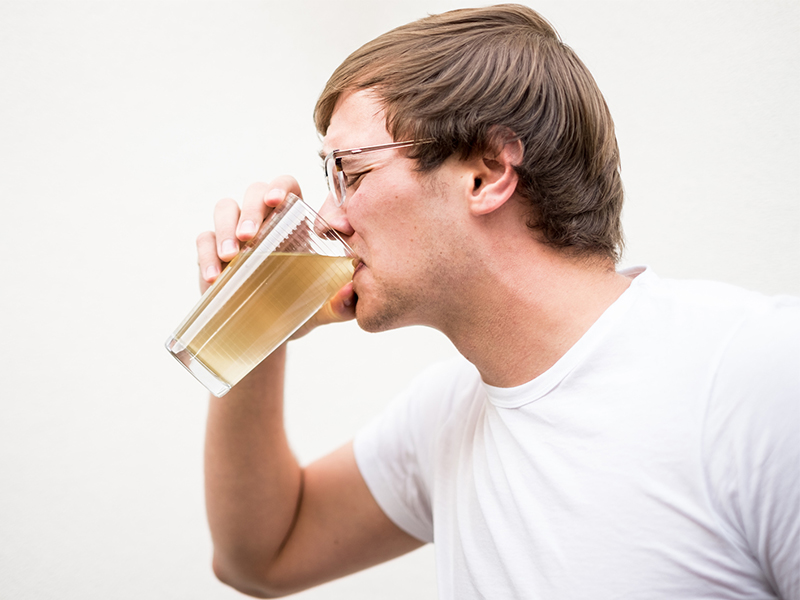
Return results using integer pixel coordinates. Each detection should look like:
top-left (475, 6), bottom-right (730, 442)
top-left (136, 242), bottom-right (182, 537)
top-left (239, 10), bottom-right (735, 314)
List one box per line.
top-left (197, 196), bottom-right (241, 294)
top-left (288, 282), bottom-right (357, 341)
top-left (212, 197), bottom-right (242, 263)
top-left (196, 177), bottom-right (304, 294)
top-left (213, 177), bottom-right (304, 262)
top-left (321, 281), bottom-right (358, 323)
top-left (196, 230), bottom-right (222, 292)
top-left (237, 176), bottom-right (304, 242)
top-left (236, 182), bottom-right (273, 241)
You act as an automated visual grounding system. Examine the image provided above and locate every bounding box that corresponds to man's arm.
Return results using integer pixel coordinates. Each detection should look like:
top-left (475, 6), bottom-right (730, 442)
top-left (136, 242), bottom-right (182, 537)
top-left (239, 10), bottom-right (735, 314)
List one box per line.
top-left (199, 180), bottom-right (424, 597)
top-left (704, 300), bottom-right (800, 599)
top-left (204, 348), bottom-right (423, 598)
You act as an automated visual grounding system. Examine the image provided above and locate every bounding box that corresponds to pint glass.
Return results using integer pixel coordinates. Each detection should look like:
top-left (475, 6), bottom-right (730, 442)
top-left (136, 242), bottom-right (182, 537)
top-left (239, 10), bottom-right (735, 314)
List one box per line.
top-left (166, 193), bottom-right (354, 397)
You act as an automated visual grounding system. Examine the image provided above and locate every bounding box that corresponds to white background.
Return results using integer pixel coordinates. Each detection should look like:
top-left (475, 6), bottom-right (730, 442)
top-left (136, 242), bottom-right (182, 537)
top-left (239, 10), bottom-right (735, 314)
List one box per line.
top-left (0, 1), bottom-right (797, 598)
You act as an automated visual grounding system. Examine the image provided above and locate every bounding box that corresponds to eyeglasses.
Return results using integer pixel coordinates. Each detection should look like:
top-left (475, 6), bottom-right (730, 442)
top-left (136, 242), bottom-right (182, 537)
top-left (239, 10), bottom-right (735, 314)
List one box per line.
top-left (323, 139), bottom-right (435, 207)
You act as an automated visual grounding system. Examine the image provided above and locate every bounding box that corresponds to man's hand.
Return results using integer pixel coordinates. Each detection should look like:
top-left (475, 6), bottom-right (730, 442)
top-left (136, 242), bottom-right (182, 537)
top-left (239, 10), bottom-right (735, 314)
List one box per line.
top-left (195, 178), bottom-right (300, 293)
top-left (194, 177), bottom-right (356, 338)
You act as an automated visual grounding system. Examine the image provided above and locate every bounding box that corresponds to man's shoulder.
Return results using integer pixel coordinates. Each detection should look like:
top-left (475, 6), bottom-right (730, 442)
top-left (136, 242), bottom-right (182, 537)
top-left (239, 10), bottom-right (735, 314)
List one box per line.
top-left (639, 268), bottom-right (792, 309)
top-left (715, 292), bottom-right (800, 378)
top-left (631, 267), bottom-right (800, 335)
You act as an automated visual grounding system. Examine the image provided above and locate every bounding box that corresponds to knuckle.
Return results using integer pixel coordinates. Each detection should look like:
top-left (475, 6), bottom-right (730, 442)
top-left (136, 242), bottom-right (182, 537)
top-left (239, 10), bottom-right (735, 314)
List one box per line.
top-left (269, 175), bottom-right (298, 188)
top-left (196, 230), bottom-right (214, 247)
top-left (215, 197), bottom-right (237, 210)
top-left (244, 182), bottom-right (269, 197)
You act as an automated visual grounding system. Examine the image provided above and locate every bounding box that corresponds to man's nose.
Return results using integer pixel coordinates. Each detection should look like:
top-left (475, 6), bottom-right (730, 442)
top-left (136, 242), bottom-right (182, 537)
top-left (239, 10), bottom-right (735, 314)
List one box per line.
top-left (317, 192), bottom-right (355, 238)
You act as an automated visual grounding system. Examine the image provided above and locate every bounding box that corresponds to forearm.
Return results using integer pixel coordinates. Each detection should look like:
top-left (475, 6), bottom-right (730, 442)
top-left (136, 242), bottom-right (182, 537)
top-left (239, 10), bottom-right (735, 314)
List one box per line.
top-left (204, 344), bottom-right (302, 589)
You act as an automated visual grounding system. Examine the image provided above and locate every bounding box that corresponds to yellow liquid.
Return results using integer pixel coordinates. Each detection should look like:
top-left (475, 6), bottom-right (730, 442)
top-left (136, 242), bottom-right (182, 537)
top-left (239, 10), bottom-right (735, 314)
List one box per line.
top-left (175, 252), bottom-right (353, 386)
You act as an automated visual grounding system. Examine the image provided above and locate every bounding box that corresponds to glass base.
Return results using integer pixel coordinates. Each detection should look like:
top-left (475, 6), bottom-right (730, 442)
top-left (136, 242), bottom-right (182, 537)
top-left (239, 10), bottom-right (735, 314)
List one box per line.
top-left (165, 336), bottom-right (231, 398)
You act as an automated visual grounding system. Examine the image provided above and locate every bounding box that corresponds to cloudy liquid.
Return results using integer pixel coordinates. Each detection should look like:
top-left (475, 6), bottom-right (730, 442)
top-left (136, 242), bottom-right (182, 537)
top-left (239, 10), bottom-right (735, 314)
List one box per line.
top-left (175, 252), bottom-right (353, 387)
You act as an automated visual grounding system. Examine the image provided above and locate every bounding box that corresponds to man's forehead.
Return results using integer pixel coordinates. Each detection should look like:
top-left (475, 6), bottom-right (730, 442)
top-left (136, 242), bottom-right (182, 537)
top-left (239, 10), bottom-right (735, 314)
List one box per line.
top-left (321, 90), bottom-right (391, 154)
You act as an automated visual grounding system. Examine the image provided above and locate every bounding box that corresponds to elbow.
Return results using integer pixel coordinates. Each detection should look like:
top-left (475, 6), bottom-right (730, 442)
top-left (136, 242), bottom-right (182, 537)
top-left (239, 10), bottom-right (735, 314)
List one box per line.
top-left (211, 552), bottom-right (291, 599)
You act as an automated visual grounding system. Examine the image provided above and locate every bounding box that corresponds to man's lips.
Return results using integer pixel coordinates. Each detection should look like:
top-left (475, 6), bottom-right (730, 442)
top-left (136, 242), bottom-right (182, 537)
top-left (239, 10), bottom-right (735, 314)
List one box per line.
top-left (353, 259), bottom-right (366, 276)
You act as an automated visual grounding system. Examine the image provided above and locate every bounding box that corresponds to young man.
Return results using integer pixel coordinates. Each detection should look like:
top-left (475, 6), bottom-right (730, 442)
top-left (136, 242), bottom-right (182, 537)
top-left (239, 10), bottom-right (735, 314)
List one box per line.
top-left (196, 5), bottom-right (799, 599)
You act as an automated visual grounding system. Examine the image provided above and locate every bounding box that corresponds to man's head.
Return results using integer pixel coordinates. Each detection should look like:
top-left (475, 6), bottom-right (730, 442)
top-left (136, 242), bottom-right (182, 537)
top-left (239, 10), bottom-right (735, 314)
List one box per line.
top-left (315, 3), bottom-right (624, 262)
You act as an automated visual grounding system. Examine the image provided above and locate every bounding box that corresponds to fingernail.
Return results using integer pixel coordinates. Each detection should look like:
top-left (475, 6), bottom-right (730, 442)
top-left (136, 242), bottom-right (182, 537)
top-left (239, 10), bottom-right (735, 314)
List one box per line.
top-left (221, 239), bottom-right (237, 256)
top-left (205, 265), bottom-right (220, 280)
top-left (265, 189), bottom-right (287, 203)
top-left (238, 220), bottom-right (256, 236)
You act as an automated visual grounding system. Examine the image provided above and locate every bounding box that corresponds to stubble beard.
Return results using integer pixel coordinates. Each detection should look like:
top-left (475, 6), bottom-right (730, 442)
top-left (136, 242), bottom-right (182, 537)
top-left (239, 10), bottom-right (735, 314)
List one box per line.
top-left (354, 261), bottom-right (456, 335)
top-left (354, 284), bottom-right (412, 333)
top-left (353, 170), bottom-right (457, 334)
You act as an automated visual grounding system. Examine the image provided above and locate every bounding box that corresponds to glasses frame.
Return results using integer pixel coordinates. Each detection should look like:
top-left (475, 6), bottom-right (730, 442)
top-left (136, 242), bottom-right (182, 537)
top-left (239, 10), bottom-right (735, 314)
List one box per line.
top-left (324, 139), bottom-right (435, 207)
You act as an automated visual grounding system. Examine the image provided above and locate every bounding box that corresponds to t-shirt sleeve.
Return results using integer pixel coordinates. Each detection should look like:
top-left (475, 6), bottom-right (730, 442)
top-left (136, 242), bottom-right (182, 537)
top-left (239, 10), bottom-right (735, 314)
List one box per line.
top-left (353, 357), bottom-right (469, 544)
top-left (704, 297), bottom-right (800, 599)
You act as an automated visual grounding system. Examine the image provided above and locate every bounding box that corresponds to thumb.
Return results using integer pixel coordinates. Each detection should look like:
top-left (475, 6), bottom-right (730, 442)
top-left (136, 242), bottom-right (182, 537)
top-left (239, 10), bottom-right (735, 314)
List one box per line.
top-left (289, 282), bottom-right (357, 341)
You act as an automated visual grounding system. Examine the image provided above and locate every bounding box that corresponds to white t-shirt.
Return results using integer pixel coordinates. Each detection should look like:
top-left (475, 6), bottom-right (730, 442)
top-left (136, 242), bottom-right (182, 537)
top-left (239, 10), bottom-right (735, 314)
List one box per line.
top-left (354, 267), bottom-right (800, 599)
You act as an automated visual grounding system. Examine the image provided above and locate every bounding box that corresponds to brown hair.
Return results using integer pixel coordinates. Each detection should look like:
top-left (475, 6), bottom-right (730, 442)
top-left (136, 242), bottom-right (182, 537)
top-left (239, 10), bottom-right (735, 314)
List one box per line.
top-left (314, 4), bottom-right (624, 261)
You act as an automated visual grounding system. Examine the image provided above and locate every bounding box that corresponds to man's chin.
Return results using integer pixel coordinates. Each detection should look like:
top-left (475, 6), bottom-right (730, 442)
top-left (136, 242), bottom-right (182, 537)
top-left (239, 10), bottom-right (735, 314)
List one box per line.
top-left (355, 312), bottom-right (395, 334)
top-left (354, 301), bottom-right (403, 334)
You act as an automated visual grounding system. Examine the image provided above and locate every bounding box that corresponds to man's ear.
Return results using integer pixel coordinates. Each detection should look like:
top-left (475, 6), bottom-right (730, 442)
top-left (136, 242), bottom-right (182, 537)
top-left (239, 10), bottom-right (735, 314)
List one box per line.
top-left (468, 129), bottom-right (524, 216)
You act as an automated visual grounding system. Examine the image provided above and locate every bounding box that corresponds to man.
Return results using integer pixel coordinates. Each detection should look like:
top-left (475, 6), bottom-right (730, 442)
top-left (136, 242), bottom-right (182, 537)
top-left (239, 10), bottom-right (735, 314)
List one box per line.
top-left (195, 5), bottom-right (799, 598)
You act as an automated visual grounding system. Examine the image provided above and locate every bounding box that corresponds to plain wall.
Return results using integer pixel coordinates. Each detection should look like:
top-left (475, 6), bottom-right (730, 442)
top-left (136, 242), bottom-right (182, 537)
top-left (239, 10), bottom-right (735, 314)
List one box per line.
top-left (0, 1), bottom-right (797, 598)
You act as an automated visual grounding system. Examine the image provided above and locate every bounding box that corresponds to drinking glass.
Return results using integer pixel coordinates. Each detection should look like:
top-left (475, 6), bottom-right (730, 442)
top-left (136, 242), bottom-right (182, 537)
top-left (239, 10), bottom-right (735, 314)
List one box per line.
top-left (166, 193), bottom-right (354, 397)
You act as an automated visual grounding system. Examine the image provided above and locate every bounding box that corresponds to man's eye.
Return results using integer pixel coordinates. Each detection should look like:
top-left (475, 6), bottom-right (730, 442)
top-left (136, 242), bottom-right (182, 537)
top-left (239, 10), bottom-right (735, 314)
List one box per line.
top-left (345, 172), bottom-right (366, 188)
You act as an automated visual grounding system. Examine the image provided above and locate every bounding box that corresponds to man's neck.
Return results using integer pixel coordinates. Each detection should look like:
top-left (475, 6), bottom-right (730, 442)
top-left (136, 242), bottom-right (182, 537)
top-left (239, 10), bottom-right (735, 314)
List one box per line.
top-left (440, 248), bottom-right (633, 388)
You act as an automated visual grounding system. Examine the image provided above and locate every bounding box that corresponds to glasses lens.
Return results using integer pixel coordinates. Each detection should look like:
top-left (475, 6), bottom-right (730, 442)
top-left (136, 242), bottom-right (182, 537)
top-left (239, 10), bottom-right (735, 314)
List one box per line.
top-left (325, 155), bottom-right (336, 202)
top-left (325, 155), bottom-right (346, 206)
